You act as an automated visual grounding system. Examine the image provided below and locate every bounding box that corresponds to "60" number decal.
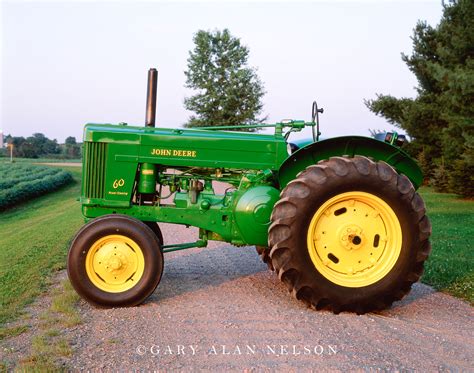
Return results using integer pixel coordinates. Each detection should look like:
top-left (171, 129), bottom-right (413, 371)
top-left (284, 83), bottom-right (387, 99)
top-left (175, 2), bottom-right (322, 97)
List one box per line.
top-left (113, 179), bottom-right (125, 189)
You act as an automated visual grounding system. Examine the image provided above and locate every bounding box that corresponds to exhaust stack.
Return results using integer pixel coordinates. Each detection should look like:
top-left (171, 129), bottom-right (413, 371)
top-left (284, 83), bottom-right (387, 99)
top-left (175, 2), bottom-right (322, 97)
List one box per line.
top-left (145, 68), bottom-right (158, 127)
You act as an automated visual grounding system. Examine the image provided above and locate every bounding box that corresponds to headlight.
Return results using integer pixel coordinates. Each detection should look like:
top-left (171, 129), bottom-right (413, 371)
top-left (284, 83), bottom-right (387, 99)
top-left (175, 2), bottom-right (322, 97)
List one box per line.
top-left (287, 143), bottom-right (292, 155)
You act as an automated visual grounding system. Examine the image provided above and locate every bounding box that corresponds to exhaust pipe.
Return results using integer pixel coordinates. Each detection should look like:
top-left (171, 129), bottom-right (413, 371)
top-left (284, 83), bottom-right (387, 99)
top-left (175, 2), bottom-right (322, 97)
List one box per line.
top-left (145, 68), bottom-right (158, 127)
top-left (139, 68), bottom-right (159, 197)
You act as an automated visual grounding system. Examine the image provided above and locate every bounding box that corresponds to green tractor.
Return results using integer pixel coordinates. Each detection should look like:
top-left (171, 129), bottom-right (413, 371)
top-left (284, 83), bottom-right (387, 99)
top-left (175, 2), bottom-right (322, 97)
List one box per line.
top-left (67, 69), bottom-right (431, 314)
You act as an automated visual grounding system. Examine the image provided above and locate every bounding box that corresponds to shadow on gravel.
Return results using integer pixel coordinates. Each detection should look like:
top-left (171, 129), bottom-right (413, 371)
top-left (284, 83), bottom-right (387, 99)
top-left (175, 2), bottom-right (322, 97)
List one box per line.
top-left (146, 244), bottom-right (436, 316)
top-left (380, 282), bottom-right (436, 316)
top-left (147, 245), bottom-right (272, 303)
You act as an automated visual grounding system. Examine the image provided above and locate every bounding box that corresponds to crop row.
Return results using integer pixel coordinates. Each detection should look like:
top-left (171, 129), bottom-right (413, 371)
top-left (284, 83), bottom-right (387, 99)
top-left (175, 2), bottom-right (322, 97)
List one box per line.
top-left (0, 164), bottom-right (73, 210)
top-left (0, 163), bottom-right (66, 180)
top-left (0, 167), bottom-right (61, 190)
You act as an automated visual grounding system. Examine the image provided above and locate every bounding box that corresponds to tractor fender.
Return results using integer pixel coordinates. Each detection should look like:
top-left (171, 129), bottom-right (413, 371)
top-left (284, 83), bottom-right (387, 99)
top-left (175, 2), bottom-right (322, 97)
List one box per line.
top-left (278, 136), bottom-right (423, 189)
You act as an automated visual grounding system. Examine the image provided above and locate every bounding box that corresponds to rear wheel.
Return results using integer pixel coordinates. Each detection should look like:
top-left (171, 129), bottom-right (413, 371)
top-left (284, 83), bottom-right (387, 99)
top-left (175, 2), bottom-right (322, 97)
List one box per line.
top-left (67, 214), bottom-right (164, 307)
top-left (256, 246), bottom-right (274, 270)
top-left (268, 156), bottom-right (431, 314)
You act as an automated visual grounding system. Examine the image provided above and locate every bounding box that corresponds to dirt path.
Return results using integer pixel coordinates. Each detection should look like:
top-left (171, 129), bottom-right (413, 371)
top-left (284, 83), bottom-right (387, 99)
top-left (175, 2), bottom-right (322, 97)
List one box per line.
top-left (58, 223), bottom-right (472, 371)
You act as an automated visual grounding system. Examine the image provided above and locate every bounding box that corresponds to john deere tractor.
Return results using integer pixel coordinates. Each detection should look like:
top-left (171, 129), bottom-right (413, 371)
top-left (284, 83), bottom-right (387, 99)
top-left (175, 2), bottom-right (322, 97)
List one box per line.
top-left (67, 69), bottom-right (431, 314)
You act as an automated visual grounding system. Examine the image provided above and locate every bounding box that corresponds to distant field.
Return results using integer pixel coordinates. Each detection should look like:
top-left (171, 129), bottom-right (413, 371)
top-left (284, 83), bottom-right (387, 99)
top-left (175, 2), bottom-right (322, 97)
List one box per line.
top-left (0, 158), bottom-right (81, 164)
top-left (0, 163), bottom-right (73, 210)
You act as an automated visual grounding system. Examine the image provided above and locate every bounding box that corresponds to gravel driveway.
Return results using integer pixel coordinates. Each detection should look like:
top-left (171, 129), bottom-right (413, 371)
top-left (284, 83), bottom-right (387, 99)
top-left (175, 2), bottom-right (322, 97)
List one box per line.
top-left (58, 222), bottom-right (473, 371)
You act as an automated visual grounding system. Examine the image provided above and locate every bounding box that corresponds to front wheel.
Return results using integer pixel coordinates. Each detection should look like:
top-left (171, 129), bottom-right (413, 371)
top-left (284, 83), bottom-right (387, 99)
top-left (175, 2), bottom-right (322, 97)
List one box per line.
top-left (143, 221), bottom-right (164, 247)
top-left (268, 156), bottom-right (431, 314)
top-left (67, 214), bottom-right (164, 307)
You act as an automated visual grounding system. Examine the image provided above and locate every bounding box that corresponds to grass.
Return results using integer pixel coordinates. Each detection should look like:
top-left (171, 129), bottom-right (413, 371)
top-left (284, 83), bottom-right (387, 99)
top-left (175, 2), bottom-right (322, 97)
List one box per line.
top-left (16, 280), bottom-right (80, 371)
top-left (420, 187), bottom-right (473, 303)
top-left (17, 334), bottom-right (72, 371)
top-left (0, 166), bottom-right (83, 327)
top-left (50, 281), bottom-right (82, 327)
top-left (0, 325), bottom-right (30, 341)
top-left (1, 279), bottom-right (81, 371)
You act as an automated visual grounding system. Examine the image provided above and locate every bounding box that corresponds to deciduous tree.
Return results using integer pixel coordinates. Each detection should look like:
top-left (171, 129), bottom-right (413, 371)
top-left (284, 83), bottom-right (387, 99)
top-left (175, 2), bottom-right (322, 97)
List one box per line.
top-left (184, 29), bottom-right (266, 130)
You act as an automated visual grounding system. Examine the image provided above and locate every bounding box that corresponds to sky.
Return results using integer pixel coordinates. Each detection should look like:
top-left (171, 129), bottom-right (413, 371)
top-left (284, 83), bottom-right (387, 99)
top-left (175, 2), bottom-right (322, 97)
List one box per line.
top-left (1, 0), bottom-right (443, 143)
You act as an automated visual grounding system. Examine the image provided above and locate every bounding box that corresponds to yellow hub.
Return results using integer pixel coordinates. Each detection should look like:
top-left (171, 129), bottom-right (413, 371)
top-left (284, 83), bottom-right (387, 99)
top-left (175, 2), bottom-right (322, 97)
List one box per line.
top-left (307, 192), bottom-right (402, 287)
top-left (85, 235), bottom-right (145, 293)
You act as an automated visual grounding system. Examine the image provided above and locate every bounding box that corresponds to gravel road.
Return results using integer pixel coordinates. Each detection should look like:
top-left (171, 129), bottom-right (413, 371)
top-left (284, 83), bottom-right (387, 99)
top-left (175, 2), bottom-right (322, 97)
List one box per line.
top-left (54, 222), bottom-right (472, 371)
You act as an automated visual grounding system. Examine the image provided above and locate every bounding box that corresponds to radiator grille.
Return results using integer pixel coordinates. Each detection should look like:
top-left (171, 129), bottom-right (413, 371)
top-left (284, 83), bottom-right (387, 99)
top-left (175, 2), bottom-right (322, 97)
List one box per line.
top-left (83, 142), bottom-right (107, 199)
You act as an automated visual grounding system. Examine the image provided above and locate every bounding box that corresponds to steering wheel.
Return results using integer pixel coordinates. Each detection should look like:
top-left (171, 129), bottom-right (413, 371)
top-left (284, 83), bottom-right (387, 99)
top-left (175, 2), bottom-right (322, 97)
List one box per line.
top-left (311, 101), bottom-right (324, 142)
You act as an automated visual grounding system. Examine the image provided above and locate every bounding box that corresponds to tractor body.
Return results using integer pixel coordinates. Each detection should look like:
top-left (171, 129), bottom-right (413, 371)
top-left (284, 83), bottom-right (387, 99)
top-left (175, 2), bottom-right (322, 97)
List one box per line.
top-left (80, 123), bottom-right (421, 248)
top-left (68, 69), bottom-right (431, 313)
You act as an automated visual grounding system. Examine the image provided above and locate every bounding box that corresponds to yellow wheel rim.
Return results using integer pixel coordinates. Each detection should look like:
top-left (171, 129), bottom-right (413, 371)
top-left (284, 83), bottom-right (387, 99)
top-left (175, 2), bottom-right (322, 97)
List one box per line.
top-left (307, 192), bottom-right (402, 288)
top-left (85, 235), bottom-right (145, 293)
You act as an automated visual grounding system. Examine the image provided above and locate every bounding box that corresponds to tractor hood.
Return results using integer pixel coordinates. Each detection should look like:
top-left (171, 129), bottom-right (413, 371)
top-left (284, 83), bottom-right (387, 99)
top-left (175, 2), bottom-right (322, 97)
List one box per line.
top-left (83, 123), bottom-right (289, 171)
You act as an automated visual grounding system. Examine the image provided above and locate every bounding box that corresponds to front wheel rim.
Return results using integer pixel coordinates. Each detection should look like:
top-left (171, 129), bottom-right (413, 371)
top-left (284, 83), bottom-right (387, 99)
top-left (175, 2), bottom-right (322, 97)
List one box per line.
top-left (307, 191), bottom-right (402, 288)
top-left (85, 234), bottom-right (145, 293)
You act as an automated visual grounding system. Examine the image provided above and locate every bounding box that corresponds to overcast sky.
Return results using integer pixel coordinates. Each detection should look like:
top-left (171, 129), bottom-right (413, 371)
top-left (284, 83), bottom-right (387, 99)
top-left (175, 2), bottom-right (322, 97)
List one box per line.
top-left (1, 0), bottom-right (443, 143)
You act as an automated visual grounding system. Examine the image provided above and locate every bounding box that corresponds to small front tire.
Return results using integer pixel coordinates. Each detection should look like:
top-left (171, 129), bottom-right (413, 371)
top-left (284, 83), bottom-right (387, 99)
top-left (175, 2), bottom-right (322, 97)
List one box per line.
top-left (67, 214), bottom-right (164, 307)
top-left (143, 221), bottom-right (164, 247)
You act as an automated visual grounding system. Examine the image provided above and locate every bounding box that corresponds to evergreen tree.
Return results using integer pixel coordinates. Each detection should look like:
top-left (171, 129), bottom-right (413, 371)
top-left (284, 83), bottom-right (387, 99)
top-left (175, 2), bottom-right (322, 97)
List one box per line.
top-left (365, 0), bottom-right (473, 197)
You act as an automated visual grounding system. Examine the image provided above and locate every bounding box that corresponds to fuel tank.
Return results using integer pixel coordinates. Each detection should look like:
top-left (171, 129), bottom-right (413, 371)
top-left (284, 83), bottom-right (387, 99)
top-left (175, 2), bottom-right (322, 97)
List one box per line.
top-left (233, 185), bottom-right (280, 246)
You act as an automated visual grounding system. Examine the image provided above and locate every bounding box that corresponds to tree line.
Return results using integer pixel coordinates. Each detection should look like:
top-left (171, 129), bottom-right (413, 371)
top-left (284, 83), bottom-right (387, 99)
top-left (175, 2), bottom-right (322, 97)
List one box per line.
top-left (365, 0), bottom-right (473, 197)
top-left (2, 133), bottom-right (81, 159)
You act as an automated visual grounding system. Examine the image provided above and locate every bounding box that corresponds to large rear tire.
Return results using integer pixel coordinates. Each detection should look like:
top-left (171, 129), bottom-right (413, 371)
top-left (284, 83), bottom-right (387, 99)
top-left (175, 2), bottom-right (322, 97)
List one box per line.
top-left (256, 246), bottom-right (274, 270)
top-left (67, 214), bottom-right (164, 307)
top-left (268, 156), bottom-right (431, 314)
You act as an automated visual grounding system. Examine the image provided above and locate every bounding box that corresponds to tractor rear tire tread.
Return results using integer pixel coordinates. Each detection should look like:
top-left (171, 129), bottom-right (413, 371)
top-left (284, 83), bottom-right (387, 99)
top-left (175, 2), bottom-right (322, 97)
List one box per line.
top-left (256, 246), bottom-right (274, 270)
top-left (268, 156), bottom-right (431, 314)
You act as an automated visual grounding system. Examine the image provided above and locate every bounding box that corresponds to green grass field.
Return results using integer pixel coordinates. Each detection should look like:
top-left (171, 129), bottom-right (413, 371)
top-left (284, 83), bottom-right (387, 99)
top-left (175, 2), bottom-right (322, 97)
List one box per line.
top-left (0, 168), bottom-right (472, 331)
top-left (420, 188), bottom-right (473, 302)
top-left (0, 166), bottom-right (83, 327)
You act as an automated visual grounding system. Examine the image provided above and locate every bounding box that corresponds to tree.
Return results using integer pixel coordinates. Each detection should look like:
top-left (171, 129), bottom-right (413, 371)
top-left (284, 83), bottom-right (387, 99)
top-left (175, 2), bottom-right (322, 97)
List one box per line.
top-left (65, 136), bottom-right (77, 145)
top-left (2, 133), bottom-right (61, 158)
top-left (28, 133), bottom-right (60, 156)
top-left (365, 0), bottom-right (473, 197)
top-left (184, 29), bottom-right (266, 130)
top-left (64, 136), bottom-right (81, 158)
